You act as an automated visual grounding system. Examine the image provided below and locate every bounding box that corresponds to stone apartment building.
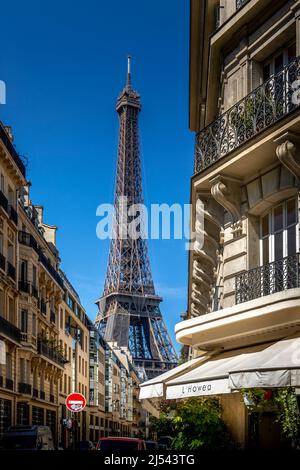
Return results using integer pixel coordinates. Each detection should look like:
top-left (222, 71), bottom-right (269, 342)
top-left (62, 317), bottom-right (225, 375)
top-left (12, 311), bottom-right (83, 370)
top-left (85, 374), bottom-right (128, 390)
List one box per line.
top-left (58, 273), bottom-right (90, 448)
top-left (0, 122), bottom-right (157, 447)
top-left (141, 0), bottom-right (300, 449)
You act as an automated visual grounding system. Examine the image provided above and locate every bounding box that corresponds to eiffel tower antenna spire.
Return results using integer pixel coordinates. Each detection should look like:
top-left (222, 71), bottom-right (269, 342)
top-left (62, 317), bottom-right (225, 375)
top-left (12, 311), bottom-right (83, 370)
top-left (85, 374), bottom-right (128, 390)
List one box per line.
top-left (95, 58), bottom-right (178, 380)
top-left (126, 54), bottom-right (132, 90)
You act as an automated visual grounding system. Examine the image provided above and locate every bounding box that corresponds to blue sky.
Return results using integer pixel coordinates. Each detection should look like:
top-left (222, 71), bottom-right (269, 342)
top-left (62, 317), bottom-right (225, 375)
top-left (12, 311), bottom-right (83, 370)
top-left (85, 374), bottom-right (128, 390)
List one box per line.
top-left (0, 0), bottom-right (193, 350)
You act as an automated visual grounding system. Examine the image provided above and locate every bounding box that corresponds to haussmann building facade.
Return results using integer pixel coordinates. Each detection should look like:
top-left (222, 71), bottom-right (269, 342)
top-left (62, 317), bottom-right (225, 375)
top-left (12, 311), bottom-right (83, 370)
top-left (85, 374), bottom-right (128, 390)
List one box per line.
top-left (140, 0), bottom-right (300, 449)
top-left (0, 122), bottom-right (158, 447)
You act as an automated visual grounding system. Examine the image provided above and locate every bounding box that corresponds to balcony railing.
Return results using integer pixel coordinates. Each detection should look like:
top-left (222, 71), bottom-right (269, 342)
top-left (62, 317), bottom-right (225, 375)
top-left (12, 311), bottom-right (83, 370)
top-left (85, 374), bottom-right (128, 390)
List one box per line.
top-left (0, 315), bottom-right (21, 342)
top-left (18, 382), bottom-right (32, 395)
top-left (20, 332), bottom-right (28, 342)
top-left (7, 262), bottom-right (16, 281)
top-left (0, 122), bottom-right (26, 176)
top-left (0, 252), bottom-right (5, 271)
top-left (18, 231), bottom-right (64, 289)
top-left (39, 251), bottom-right (64, 289)
top-left (38, 340), bottom-right (66, 367)
top-left (0, 190), bottom-right (8, 212)
top-left (195, 56), bottom-right (300, 174)
top-left (235, 254), bottom-right (300, 304)
top-left (8, 205), bottom-right (18, 226)
top-left (18, 230), bottom-right (39, 252)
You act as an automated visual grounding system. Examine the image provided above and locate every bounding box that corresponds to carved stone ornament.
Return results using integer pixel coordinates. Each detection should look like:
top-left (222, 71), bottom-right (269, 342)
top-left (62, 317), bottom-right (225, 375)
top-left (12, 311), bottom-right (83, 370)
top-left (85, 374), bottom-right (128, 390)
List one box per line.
top-left (210, 175), bottom-right (242, 223)
top-left (275, 133), bottom-right (300, 181)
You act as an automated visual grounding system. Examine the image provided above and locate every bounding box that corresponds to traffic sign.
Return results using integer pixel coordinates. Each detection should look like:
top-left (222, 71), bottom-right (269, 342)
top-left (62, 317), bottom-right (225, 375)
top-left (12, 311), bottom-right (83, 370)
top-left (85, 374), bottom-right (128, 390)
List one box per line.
top-left (66, 393), bottom-right (86, 412)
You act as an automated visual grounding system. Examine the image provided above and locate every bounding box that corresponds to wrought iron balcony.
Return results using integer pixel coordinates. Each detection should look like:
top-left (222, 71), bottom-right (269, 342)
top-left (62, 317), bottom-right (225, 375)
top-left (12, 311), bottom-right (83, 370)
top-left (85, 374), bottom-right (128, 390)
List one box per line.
top-left (0, 190), bottom-right (8, 212)
top-left (18, 382), bottom-right (32, 395)
top-left (8, 205), bottom-right (18, 226)
top-left (7, 262), bottom-right (16, 281)
top-left (38, 339), bottom-right (66, 367)
top-left (39, 251), bottom-right (64, 289)
top-left (20, 332), bottom-right (28, 342)
top-left (194, 56), bottom-right (300, 174)
top-left (0, 315), bottom-right (21, 342)
top-left (0, 122), bottom-right (26, 176)
top-left (235, 254), bottom-right (300, 304)
top-left (18, 230), bottom-right (39, 252)
top-left (0, 252), bottom-right (5, 271)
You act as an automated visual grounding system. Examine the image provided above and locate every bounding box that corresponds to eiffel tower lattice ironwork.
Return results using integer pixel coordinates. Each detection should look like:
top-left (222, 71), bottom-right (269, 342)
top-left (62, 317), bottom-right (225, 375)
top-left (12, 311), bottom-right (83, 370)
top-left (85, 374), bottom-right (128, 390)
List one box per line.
top-left (95, 57), bottom-right (178, 380)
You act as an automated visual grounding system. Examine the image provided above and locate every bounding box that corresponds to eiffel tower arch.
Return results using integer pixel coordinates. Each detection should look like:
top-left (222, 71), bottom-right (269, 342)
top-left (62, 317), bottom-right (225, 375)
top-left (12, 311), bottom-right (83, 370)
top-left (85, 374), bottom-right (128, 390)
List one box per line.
top-left (95, 57), bottom-right (178, 380)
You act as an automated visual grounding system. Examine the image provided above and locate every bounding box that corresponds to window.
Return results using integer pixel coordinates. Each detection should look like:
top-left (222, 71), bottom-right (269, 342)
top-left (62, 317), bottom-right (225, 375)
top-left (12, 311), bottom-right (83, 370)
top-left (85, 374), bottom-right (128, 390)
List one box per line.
top-left (60, 308), bottom-right (64, 330)
top-left (32, 265), bottom-right (37, 287)
top-left (8, 297), bottom-right (14, 324)
top-left (6, 353), bottom-right (12, 379)
top-left (261, 198), bottom-right (298, 264)
top-left (8, 187), bottom-right (15, 207)
top-left (0, 289), bottom-right (5, 315)
top-left (0, 174), bottom-right (4, 193)
top-left (20, 310), bottom-right (28, 333)
top-left (263, 43), bottom-right (296, 81)
top-left (26, 360), bottom-right (30, 384)
top-left (260, 198), bottom-right (298, 294)
top-left (7, 243), bottom-right (14, 265)
top-left (32, 314), bottom-right (37, 337)
top-left (20, 358), bottom-right (25, 383)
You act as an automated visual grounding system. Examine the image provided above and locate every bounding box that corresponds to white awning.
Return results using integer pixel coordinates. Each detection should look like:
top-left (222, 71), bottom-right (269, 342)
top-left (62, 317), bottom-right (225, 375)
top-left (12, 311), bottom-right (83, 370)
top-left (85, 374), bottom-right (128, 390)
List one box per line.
top-left (229, 336), bottom-right (300, 390)
top-left (166, 349), bottom-right (258, 399)
top-left (139, 337), bottom-right (300, 400)
top-left (139, 355), bottom-right (210, 399)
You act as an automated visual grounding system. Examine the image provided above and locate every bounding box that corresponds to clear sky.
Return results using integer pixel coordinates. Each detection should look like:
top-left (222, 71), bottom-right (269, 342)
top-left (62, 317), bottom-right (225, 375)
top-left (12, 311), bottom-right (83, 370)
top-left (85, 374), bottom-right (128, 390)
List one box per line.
top-left (0, 0), bottom-right (193, 351)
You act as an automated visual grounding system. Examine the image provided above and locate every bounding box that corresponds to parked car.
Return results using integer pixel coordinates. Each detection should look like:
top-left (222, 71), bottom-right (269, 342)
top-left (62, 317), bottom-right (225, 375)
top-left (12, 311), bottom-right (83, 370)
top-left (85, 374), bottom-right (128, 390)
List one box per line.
top-left (97, 437), bottom-right (146, 451)
top-left (78, 440), bottom-right (96, 451)
top-left (158, 436), bottom-right (172, 450)
top-left (145, 440), bottom-right (159, 450)
top-left (1, 425), bottom-right (54, 450)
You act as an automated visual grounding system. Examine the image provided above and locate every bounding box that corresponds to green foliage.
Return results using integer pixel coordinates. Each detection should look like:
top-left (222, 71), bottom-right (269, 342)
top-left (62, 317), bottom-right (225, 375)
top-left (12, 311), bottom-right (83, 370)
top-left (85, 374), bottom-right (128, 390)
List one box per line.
top-left (150, 412), bottom-right (173, 438)
top-left (241, 387), bottom-right (300, 445)
top-left (274, 388), bottom-right (300, 443)
top-left (152, 397), bottom-right (234, 451)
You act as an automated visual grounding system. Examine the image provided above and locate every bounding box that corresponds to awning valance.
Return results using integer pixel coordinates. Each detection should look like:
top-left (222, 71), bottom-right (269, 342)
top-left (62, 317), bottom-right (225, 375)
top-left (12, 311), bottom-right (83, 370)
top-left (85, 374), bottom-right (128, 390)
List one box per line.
top-left (139, 337), bottom-right (300, 400)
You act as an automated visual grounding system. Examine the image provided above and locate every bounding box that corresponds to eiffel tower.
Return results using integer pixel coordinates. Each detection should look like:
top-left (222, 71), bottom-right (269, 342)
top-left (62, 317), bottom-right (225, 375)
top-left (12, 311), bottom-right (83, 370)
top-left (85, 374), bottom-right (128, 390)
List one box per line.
top-left (95, 57), bottom-right (178, 380)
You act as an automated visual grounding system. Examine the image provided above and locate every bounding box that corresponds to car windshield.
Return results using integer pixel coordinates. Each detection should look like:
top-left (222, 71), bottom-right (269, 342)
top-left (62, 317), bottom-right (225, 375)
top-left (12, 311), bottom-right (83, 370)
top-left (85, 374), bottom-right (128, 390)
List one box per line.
top-left (2, 435), bottom-right (37, 450)
top-left (98, 440), bottom-right (139, 451)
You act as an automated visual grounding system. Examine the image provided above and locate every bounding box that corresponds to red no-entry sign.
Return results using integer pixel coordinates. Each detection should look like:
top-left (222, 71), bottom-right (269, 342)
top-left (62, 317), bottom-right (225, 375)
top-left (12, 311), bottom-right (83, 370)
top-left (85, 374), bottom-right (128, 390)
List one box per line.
top-left (66, 393), bottom-right (86, 412)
